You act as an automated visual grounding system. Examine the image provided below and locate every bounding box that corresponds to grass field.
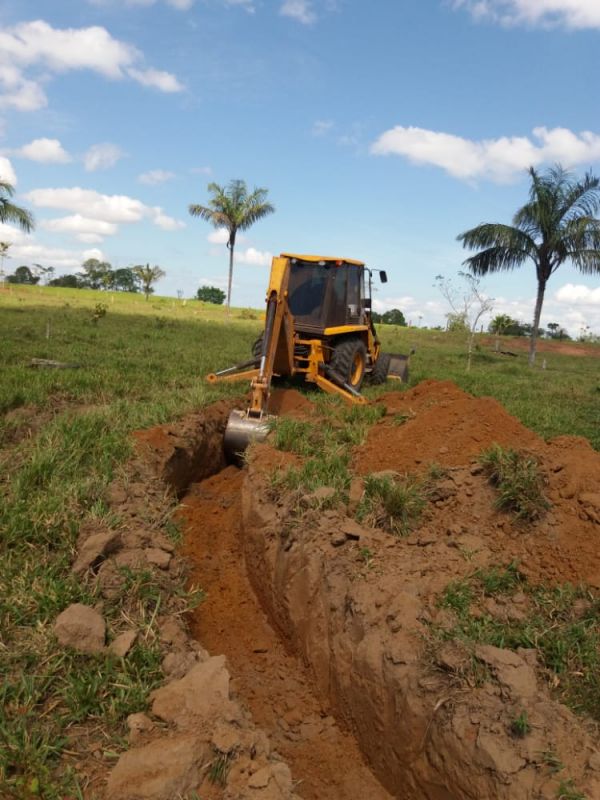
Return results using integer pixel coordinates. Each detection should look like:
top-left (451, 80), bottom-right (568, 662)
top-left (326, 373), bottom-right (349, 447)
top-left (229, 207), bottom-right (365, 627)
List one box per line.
top-left (1, 283), bottom-right (598, 798)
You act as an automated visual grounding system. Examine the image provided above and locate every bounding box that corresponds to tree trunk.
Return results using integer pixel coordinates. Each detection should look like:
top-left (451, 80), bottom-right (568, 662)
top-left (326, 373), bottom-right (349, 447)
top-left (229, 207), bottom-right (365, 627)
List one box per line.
top-left (226, 231), bottom-right (236, 315)
top-left (528, 278), bottom-right (547, 367)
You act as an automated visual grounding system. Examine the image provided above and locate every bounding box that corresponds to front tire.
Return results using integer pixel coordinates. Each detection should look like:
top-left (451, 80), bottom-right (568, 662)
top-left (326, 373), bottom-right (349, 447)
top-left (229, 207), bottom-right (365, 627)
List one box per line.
top-left (330, 338), bottom-right (367, 391)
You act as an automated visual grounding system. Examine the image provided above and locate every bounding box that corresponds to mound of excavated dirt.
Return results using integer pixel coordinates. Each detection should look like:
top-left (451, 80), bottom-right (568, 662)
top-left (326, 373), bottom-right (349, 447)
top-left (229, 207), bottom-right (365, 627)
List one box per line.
top-left (356, 380), bottom-right (540, 474)
top-left (268, 388), bottom-right (316, 417)
top-left (354, 379), bottom-right (600, 588)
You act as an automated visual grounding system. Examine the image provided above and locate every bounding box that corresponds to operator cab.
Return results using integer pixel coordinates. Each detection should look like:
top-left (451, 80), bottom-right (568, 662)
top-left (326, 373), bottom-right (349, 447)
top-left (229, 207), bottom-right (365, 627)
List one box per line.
top-left (283, 255), bottom-right (367, 334)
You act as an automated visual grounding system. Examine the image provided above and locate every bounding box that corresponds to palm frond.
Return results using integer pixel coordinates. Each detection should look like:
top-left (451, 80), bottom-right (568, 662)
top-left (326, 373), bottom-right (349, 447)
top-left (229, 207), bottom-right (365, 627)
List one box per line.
top-left (0, 181), bottom-right (16, 198)
top-left (239, 201), bottom-right (275, 230)
top-left (0, 200), bottom-right (34, 232)
top-left (567, 249), bottom-right (600, 275)
top-left (458, 223), bottom-right (536, 254)
top-left (559, 170), bottom-right (600, 223)
top-left (462, 246), bottom-right (533, 275)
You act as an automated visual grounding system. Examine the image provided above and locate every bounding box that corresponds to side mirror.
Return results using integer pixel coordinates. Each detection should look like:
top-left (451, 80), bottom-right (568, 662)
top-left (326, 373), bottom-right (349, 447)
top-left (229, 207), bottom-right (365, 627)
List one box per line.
top-left (379, 270), bottom-right (388, 284)
top-left (364, 298), bottom-right (372, 309)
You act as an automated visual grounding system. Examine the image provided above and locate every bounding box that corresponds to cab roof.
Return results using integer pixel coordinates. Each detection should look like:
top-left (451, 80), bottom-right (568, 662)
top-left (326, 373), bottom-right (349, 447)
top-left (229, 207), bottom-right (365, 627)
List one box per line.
top-left (281, 253), bottom-right (365, 267)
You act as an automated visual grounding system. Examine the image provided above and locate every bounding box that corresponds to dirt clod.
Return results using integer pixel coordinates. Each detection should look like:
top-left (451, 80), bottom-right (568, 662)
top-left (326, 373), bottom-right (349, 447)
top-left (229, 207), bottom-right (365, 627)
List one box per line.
top-left (54, 603), bottom-right (106, 654)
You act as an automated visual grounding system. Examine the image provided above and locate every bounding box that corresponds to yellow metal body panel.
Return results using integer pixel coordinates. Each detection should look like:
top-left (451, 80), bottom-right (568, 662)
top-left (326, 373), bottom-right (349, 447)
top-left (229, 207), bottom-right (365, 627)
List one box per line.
top-left (206, 368), bottom-right (259, 384)
top-left (322, 324), bottom-right (369, 336)
top-left (280, 253), bottom-right (364, 267)
top-left (314, 374), bottom-right (368, 405)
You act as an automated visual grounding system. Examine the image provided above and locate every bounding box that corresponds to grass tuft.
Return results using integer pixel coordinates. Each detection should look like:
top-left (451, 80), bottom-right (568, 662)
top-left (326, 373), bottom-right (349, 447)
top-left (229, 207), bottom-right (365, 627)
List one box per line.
top-left (480, 444), bottom-right (549, 521)
top-left (510, 710), bottom-right (531, 738)
top-left (357, 473), bottom-right (427, 536)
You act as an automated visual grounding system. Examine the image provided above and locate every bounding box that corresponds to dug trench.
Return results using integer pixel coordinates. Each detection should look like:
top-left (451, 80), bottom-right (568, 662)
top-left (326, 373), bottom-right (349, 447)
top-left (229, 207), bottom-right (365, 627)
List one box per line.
top-left (100, 382), bottom-right (600, 799)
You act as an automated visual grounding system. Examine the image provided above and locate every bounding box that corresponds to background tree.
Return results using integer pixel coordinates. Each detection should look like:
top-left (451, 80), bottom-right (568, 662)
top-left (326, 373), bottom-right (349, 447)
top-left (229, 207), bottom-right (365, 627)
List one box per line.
top-left (489, 313), bottom-right (513, 335)
top-left (458, 165), bottom-right (600, 366)
top-left (0, 180), bottom-right (34, 232)
top-left (489, 312), bottom-right (514, 351)
top-left (79, 258), bottom-right (112, 290)
top-left (436, 272), bottom-right (494, 371)
top-left (132, 263), bottom-right (165, 300)
top-left (112, 267), bottom-right (141, 293)
top-left (7, 265), bottom-right (39, 285)
top-left (189, 179), bottom-right (274, 312)
top-left (196, 285), bottom-right (226, 304)
top-left (380, 308), bottom-right (407, 326)
top-left (48, 274), bottom-right (81, 288)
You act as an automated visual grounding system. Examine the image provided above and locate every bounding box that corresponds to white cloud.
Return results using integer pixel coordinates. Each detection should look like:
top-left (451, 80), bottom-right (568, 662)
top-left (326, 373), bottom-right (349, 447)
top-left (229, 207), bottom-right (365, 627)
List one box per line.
top-left (236, 247), bottom-right (272, 267)
top-left (84, 143), bottom-right (125, 172)
top-left (207, 228), bottom-right (230, 244)
top-left (555, 283), bottom-right (600, 306)
top-left (41, 214), bottom-right (118, 242)
top-left (371, 125), bottom-right (600, 183)
top-left (0, 20), bottom-right (183, 113)
top-left (138, 169), bottom-right (176, 185)
top-left (0, 223), bottom-right (106, 269)
top-left (454, 0), bottom-right (600, 30)
top-left (127, 68), bottom-right (183, 93)
top-left (312, 120), bottom-right (333, 137)
top-left (0, 65), bottom-right (47, 111)
top-left (27, 187), bottom-right (145, 222)
top-left (191, 165), bottom-right (213, 176)
top-left (0, 155), bottom-right (17, 184)
top-left (16, 138), bottom-right (71, 163)
top-left (151, 207), bottom-right (186, 230)
top-left (280, 0), bottom-right (316, 24)
top-left (26, 186), bottom-right (185, 239)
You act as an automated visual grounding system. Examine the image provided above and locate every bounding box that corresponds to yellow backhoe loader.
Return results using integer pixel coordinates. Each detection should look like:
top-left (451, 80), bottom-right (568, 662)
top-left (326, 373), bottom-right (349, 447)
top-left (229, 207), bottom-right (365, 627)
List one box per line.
top-left (207, 254), bottom-right (410, 456)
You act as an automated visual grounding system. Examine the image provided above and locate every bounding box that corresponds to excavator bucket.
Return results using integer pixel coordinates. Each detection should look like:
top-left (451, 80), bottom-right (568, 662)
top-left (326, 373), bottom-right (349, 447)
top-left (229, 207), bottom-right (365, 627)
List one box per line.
top-left (223, 409), bottom-right (272, 460)
top-left (386, 353), bottom-right (410, 382)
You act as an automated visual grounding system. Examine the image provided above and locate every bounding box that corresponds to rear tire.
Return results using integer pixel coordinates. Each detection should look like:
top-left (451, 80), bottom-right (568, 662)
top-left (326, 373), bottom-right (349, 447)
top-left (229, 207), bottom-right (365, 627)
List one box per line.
top-left (330, 338), bottom-right (367, 391)
top-left (370, 352), bottom-right (391, 384)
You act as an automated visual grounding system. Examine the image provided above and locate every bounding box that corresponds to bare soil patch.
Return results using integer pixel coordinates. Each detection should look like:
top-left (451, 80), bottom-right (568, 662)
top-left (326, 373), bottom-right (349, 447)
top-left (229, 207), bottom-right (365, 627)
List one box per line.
top-left (180, 467), bottom-right (392, 800)
top-left (483, 336), bottom-right (600, 358)
top-left (55, 382), bottom-right (600, 799)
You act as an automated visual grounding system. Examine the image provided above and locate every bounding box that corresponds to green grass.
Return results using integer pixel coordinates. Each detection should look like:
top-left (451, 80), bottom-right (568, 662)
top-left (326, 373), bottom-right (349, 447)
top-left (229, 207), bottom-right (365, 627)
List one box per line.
top-left (357, 472), bottom-right (428, 536)
top-left (480, 444), bottom-right (550, 521)
top-left (510, 710), bottom-right (531, 738)
top-left (1, 285), bottom-right (599, 797)
top-left (437, 567), bottom-right (600, 722)
top-left (0, 287), bottom-right (257, 798)
top-left (271, 402), bottom-right (386, 501)
top-left (557, 779), bottom-right (586, 799)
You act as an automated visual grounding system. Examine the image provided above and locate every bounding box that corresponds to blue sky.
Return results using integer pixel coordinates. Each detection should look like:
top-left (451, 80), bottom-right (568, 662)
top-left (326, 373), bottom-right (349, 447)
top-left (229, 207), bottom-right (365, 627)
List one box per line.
top-left (1, 0), bottom-right (600, 334)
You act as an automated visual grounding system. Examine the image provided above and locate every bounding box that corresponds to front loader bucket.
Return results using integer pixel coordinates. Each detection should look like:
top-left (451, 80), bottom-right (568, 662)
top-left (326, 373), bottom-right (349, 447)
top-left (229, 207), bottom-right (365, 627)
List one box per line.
top-left (386, 353), bottom-right (410, 382)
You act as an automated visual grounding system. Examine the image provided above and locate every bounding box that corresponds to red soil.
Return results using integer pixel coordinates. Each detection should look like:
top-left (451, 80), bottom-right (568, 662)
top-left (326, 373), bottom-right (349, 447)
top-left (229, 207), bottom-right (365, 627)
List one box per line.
top-left (354, 380), bottom-right (600, 588)
top-left (269, 387), bottom-right (316, 417)
top-left (179, 467), bottom-right (391, 800)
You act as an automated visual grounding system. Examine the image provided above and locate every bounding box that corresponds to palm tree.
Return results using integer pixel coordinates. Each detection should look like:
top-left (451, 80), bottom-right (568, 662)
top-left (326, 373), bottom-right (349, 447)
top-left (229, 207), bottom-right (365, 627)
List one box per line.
top-left (132, 263), bottom-right (165, 300)
top-left (189, 180), bottom-right (274, 312)
top-left (0, 180), bottom-right (34, 232)
top-left (458, 165), bottom-right (600, 365)
top-left (0, 242), bottom-right (10, 285)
